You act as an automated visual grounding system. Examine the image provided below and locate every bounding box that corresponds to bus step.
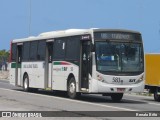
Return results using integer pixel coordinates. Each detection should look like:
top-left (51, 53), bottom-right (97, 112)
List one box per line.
top-left (45, 88), bottom-right (52, 91)
top-left (81, 88), bottom-right (88, 91)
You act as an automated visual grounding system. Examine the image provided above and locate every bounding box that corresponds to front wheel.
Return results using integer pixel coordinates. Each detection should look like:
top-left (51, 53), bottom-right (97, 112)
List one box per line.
top-left (154, 88), bottom-right (160, 102)
top-left (67, 77), bottom-right (80, 99)
top-left (111, 93), bottom-right (123, 102)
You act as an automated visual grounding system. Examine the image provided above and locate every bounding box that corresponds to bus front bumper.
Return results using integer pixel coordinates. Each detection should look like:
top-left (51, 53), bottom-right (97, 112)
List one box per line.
top-left (90, 79), bottom-right (145, 93)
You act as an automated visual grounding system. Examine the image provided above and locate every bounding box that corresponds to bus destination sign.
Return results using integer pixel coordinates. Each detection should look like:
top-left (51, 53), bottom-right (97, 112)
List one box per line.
top-left (94, 32), bottom-right (141, 41)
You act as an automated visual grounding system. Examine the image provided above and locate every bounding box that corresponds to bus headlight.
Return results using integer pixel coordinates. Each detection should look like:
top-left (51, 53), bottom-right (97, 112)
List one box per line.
top-left (97, 74), bottom-right (108, 83)
top-left (135, 75), bottom-right (144, 84)
top-left (97, 74), bottom-right (104, 81)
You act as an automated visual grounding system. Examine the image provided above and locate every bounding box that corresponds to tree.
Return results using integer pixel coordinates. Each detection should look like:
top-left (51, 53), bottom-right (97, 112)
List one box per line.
top-left (0, 49), bottom-right (10, 62)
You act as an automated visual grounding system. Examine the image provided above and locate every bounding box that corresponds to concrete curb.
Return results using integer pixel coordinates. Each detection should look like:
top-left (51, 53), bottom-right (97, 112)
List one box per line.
top-left (0, 79), bottom-right (9, 83)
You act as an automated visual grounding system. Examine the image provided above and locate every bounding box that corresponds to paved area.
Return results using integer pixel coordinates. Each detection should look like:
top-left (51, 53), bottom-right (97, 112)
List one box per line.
top-left (0, 80), bottom-right (160, 119)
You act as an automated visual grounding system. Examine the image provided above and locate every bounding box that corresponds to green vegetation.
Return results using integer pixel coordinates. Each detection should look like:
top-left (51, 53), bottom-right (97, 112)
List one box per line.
top-left (0, 49), bottom-right (10, 63)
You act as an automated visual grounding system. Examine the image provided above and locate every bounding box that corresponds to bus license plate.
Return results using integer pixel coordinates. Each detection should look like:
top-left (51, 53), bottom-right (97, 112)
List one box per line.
top-left (117, 88), bottom-right (125, 92)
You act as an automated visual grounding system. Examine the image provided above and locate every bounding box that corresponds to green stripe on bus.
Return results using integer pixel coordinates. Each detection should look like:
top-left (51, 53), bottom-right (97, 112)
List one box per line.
top-left (53, 61), bottom-right (71, 65)
top-left (11, 63), bottom-right (21, 68)
top-left (11, 63), bottom-right (16, 68)
top-left (53, 62), bottom-right (61, 65)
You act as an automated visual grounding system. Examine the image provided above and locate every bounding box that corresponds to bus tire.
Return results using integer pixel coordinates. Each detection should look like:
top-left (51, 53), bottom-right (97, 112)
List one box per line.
top-left (23, 74), bottom-right (29, 92)
top-left (154, 88), bottom-right (160, 102)
top-left (111, 93), bottom-right (123, 102)
top-left (67, 77), bottom-right (77, 99)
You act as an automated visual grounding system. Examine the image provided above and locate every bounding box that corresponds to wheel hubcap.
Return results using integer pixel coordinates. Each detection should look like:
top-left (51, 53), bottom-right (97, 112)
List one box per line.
top-left (69, 82), bottom-right (75, 93)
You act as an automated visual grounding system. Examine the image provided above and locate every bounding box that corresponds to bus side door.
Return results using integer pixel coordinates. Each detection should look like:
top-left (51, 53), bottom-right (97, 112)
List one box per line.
top-left (15, 44), bottom-right (23, 86)
top-left (45, 41), bottom-right (53, 89)
top-left (80, 41), bottom-right (91, 91)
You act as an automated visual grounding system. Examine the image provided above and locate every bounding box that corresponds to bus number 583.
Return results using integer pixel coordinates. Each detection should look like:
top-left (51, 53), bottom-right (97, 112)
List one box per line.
top-left (112, 77), bottom-right (123, 83)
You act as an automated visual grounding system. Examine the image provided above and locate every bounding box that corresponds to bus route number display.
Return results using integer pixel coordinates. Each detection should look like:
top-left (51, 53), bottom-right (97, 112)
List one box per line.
top-left (94, 32), bottom-right (141, 41)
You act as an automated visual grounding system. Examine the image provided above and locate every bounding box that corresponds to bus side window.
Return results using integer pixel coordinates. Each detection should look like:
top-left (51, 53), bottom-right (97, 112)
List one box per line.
top-left (30, 41), bottom-right (38, 61)
top-left (37, 41), bottom-right (46, 61)
top-left (11, 43), bottom-right (17, 62)
top-left (66, 38), bottom-right (79, 60)
top-left (22, 42), bottom-right (30, 61)
top-left (17, 46), bottom-right (22, 63)
top-left (53, 39), bottom-right (66, 60)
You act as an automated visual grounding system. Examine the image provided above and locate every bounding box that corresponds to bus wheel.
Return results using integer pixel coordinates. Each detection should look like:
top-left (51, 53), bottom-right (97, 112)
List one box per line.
top-left (154, 88), bottom-right (160, 102)
top-left (111, 93), bottom-right (123, 102)
top-left (23, 75), bottom-right (29, 92)
top-left (67, 77), bottom-right (77, 99)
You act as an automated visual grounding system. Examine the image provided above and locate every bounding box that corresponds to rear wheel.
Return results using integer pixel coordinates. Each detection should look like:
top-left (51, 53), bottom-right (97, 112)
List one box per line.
top-left (154, 88), bottom-right (160, 102)
top-left (23, 75), bottom-right (29, 92)
top-left (23, 75), bottom-right (38, 92)
top-left (111, 93), bottom-right (123, 102)
top-left (67, 77), bottom-right (80, 99)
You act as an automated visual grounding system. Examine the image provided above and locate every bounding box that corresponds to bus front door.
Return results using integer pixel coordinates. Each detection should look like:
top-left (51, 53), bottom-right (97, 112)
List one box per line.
top-left (45, 41), bottom-right (53, 89)
top-left (80, 41), bottom-right (90, 91)
top-left (15, 45), bottom-right (22, 86)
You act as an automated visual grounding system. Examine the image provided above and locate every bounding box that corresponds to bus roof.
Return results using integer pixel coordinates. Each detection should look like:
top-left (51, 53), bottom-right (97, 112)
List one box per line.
top-left (12, 28), bottom-right (141, 43)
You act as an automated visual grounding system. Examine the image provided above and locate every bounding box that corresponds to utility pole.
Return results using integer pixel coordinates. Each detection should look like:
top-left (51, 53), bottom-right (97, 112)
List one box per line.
top-left (29, 0), bottom-right (32, 36)
top-left (159, 22), bottom-right (160, 36)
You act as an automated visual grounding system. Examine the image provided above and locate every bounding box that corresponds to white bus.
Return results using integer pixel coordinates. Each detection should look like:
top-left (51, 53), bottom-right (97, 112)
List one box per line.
top-left (10, 28), bottom-right (145, 101)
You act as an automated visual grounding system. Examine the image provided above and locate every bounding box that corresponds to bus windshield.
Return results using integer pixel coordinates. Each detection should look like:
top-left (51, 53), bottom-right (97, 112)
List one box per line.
top-left (95, 41), bottom-right (144, 73)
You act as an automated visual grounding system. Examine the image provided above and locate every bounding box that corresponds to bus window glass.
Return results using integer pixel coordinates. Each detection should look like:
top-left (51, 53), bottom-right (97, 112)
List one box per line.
top-left (37, 41), bottom-right (46, 60)
top-left (23, 42), bottom-right (30, 61)
top-left (53, 39), bottom-right (66, 60)
top-left (66, 38), bottom-right (79, 60)
top-left (95, 42), bottom-right (144, 72)
top-left (30, 41), bottom-right (38, 60)
top-left (11, 43), bottom-right (17, 61)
